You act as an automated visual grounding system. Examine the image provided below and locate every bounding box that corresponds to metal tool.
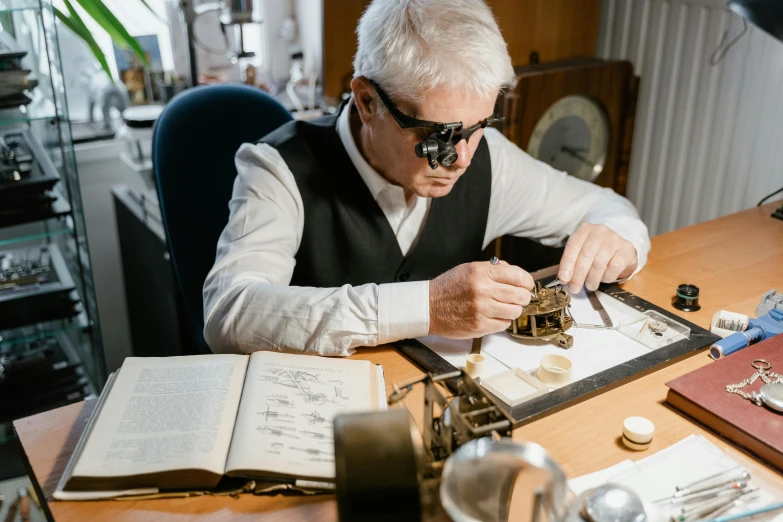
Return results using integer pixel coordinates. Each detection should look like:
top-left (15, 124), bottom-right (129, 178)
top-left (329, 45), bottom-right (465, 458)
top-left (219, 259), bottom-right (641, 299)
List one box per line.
top-left (545, 278), bottom-right (565, 289)
top-left (675, 466), bottom-right (742, 491)
top-left (667, 481), bottom-right (747, 505)
top-left (709, 308), bottom-right (783, 359)
top-left (470, 337), bottom-right (482, 355)
top-left (705, 500), bottom-right (783, 522)
top-left (587, 290), bottom-right (614, 328)
top-left (704, 491), bottom-right (760, 520)
top-left (673, 495), bottom-right (742, 522)
top-left (674, 472), bottom-right (751, 498)
top-left (490, 256), bottom-right (537, 297)
top-left (675, 487), bottom-right (758, 521)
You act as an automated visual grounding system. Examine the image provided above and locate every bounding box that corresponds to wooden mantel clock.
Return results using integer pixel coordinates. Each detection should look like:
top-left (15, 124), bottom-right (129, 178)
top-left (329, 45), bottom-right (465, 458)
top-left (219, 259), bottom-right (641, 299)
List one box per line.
top-left (495, 57), bottom-right (639, 271)
top-left (501, 57), bottom-right (637, 196)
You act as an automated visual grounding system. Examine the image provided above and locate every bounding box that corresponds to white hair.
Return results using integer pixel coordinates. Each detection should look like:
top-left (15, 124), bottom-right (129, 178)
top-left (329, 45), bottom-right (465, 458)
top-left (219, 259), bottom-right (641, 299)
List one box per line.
top-left (353, 0), bottom-right (516, 110)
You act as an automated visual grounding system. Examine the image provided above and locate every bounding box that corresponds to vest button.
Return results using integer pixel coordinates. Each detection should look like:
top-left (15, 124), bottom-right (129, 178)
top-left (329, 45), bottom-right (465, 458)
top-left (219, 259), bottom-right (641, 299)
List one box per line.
top-left (398, 271), bottom-right (410, 281)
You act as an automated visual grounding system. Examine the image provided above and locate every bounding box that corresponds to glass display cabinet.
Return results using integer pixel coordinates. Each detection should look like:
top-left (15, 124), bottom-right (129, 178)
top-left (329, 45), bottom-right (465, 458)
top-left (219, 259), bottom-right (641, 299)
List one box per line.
top-left (0, 0), bottom-right (105, 441)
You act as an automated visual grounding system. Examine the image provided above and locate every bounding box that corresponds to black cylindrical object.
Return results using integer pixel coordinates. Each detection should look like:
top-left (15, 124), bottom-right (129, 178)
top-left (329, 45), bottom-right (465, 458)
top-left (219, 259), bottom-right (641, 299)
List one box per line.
top-left (334, 409), bottom-right (423, 522)
top-left (672, 283), bottom-right (701, 312)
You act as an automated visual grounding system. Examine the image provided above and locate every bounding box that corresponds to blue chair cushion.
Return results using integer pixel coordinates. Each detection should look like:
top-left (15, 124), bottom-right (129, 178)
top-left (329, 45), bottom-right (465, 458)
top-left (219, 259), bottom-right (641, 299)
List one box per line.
top-left (153, 83), bottom-right (293, 353)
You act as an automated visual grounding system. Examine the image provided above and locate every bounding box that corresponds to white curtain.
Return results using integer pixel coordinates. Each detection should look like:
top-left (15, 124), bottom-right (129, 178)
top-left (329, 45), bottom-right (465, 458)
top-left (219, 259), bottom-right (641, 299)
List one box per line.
top-left (598, 0), bottom-right (783, 235)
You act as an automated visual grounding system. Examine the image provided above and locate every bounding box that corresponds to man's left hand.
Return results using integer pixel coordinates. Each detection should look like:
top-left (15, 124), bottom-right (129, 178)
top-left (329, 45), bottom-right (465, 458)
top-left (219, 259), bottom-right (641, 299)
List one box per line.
top-left (556, 223), bottom-right (638, 294)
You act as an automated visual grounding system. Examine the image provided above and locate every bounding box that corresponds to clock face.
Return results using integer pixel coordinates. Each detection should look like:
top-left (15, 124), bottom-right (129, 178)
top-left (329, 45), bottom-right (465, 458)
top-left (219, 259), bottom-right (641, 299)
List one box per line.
top-left (526, 95), bottom-right (610, 182)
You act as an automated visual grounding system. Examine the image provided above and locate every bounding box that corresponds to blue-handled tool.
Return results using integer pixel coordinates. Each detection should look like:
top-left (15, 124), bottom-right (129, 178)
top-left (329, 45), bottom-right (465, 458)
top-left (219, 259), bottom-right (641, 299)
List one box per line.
top-left (709, 308), bottom-right (783, 359)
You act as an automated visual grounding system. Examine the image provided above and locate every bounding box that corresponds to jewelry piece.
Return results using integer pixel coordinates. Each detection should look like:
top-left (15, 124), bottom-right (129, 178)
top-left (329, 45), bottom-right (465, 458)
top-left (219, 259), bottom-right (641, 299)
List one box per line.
top-left (725, 360), bottom-right (783, 413)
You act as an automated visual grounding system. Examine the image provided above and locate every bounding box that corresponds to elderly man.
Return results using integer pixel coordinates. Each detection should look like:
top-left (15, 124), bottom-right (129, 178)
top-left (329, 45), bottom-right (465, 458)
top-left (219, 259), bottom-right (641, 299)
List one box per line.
top-left (203, 0), bottom-right (650, 356)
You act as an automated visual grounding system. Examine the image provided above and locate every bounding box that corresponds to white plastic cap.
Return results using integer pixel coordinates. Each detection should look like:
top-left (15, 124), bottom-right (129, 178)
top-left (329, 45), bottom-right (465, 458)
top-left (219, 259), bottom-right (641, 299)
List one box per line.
top-left (622, 416), bottom-right (655, 444)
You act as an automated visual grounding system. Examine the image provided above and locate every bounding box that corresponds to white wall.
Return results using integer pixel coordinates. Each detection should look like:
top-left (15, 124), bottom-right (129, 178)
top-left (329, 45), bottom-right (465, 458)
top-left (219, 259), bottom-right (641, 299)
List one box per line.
top-left (598, 0), bottom-right (783, 236)
top-left (294, 0), bottom-right (323, 80)
top-left (262, 0), bottom-right (295, 86)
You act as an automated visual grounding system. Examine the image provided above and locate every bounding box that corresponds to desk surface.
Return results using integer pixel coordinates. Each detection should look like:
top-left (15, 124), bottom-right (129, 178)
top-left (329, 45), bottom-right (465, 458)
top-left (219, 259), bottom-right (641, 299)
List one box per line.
top-left (14, 203), bottom-right (783, 522)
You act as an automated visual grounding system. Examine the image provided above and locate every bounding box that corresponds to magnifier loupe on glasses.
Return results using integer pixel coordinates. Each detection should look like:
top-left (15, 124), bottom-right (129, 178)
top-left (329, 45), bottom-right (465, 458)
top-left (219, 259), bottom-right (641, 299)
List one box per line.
top-left (369, 79), bottom-right (504, 170)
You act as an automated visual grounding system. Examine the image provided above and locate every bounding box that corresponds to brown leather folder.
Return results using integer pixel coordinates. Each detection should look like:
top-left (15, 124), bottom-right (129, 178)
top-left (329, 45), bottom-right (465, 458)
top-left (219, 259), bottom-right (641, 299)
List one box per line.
top-left (665, 334), bottom-right (783, 471)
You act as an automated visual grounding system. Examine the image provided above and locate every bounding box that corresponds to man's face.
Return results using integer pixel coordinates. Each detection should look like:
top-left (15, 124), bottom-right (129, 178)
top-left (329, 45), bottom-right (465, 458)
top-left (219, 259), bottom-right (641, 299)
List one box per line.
top-left (354, 80), bottom-right (497, 199)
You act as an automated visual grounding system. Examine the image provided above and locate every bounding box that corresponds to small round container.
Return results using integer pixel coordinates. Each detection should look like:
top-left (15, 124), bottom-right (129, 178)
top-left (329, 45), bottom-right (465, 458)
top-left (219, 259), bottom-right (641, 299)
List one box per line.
top-left (535, 354), bottom-right (573, 388)
top-left (464, 354), bottom-right (485, 378)
top-left (622, 416), bottom-right (655, 451)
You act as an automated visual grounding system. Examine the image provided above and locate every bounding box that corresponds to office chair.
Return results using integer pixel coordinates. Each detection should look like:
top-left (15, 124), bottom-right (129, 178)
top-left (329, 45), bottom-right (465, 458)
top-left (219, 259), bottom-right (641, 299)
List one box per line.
top-left (153, 84), bottom-right (293, 353)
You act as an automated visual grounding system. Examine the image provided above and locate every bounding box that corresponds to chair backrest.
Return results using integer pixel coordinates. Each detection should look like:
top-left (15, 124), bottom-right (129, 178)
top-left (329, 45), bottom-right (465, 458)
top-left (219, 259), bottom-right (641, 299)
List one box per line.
top-left (153, 84), bottom-right (293, 353)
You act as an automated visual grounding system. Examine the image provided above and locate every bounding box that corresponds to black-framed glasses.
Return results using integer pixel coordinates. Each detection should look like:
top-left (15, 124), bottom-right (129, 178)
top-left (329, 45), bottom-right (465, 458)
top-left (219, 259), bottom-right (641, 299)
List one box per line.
top-left (369, 79), bottom-right (503, 144)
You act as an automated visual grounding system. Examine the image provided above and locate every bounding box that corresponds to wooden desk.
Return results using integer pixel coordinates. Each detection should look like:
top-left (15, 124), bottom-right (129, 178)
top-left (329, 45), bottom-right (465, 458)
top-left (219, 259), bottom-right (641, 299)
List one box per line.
top-left (14, 203), bottom-right (783, 521)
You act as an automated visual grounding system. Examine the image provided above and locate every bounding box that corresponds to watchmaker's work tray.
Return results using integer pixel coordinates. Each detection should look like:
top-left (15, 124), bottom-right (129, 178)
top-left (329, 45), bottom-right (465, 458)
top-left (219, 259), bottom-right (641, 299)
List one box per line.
top-left (394, 273), bottom-right (720, 428)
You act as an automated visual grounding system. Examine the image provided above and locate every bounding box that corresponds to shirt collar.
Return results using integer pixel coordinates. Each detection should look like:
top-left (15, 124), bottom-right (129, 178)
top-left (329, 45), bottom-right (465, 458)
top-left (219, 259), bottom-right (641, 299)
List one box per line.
top-left (336, 97), bottom-right (392, 200)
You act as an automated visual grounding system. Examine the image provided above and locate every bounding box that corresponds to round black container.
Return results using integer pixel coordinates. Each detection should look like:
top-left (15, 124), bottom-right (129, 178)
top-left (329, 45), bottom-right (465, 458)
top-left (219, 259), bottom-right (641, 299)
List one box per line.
top-left (672, 283), bottom-right (701, 312)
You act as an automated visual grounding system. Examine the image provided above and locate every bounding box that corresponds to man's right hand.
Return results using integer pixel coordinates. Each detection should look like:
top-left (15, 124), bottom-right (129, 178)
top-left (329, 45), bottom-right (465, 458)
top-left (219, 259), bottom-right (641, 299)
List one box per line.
top-left (428, 261), bottom-right (535, 339)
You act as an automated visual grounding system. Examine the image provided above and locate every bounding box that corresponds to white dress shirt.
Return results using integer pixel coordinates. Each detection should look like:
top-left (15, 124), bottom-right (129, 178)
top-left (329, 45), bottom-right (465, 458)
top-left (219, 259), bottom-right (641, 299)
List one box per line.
top-left (203, 100), bottom-right (651, 356)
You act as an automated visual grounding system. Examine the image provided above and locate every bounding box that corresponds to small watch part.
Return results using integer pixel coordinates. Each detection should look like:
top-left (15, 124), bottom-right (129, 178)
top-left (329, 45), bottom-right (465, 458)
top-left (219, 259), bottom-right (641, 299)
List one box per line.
top-left (648, 320), bottom-right (668, 334)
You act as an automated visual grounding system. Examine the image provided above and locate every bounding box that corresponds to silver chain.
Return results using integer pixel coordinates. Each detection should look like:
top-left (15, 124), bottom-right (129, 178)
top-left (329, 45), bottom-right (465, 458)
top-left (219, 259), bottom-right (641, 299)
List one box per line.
top-left (726, 360), bottom-right (783, 406)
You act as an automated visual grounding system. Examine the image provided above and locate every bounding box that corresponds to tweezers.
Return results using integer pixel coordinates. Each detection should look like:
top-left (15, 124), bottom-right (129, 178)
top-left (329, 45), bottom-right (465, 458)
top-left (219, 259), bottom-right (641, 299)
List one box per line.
top-left (587, 290), bottom-right (614, 328)
top-left (545, 278), bottom-right (564, 288)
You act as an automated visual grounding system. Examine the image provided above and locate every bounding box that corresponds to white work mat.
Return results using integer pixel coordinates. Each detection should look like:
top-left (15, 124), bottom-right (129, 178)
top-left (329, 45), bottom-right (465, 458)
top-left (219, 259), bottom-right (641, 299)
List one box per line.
top-left (418, 288), bottom-right (671, 389)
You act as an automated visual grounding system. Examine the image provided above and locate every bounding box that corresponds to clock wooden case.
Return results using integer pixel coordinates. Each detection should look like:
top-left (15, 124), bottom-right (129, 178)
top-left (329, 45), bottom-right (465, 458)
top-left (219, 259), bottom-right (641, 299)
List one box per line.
top-left (492, 58), bottom-right (638, 271)
top-left (501, 57), bottom-right (637, 195)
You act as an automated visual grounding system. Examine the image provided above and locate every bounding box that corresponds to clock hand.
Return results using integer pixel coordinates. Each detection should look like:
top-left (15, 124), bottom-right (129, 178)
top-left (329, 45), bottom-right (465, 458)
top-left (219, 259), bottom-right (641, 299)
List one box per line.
top-left (561, 146), bottom-right (595, 168)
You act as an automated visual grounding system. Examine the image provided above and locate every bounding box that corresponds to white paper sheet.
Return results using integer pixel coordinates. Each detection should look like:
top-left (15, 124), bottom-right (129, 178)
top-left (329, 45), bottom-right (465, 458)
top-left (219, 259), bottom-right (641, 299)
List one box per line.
top-left (568, 435), bottom-right (783, 522)
top-left (418, 288), bottom-right (653, 388)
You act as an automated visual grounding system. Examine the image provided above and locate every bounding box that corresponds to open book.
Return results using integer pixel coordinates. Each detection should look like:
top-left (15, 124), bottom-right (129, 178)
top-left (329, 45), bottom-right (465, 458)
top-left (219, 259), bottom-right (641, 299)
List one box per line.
top-left (55, 352), bottom-right (385, 500)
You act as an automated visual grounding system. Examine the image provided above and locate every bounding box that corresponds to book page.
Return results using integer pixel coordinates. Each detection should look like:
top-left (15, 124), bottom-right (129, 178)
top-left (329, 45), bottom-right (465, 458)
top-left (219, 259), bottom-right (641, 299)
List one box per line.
top-left (72, 354), bottom-right (248, 481)
top-left (225, 352), bottom-right (384, 481)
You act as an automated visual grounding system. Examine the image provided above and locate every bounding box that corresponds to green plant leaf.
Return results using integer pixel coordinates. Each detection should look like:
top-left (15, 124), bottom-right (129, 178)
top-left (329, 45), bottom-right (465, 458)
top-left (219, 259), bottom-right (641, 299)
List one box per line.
top-left (73, 0), bottom-right (150, 68)
top-left (54, 5), bottom-right (112, 79)
top-left (138, 0), bottom-right (167, 25)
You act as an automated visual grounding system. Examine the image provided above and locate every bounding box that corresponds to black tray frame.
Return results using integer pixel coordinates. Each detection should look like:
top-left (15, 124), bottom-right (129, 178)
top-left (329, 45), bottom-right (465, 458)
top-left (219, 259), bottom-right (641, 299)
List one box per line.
top-left (395, 276), bottom-right (721, 428)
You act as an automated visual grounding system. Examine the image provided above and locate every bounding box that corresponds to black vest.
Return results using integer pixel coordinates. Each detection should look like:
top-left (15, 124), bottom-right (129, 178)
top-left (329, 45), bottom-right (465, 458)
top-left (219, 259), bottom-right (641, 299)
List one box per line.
top-left (259, 112), bottom-right (492, 287)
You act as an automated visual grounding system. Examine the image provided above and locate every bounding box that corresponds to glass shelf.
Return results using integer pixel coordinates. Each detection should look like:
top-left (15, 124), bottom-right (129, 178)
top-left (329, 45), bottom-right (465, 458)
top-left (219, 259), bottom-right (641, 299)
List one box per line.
top-left (0, 92), bottom-right (58, 127)
top-left (0, 0), bottom-right (46, 14)
top-left (0, 225), bottom-right (73, 248)
top-left (0, 313), bottom-right (88, 349)
top-left (0, 0), bottom-right (106, 411)
top-left (0, 191), bottom-right (71, 229)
